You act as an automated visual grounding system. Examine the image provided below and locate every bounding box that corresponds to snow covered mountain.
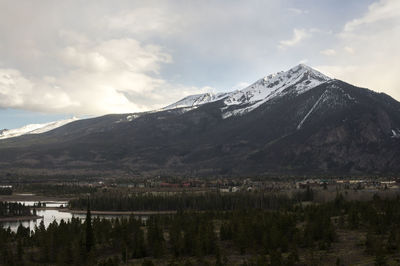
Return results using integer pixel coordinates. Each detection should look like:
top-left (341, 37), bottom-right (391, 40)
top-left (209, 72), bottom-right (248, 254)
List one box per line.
top-left (2, 65), bottom-right (329, 140)
top-left (165, 64), bottom-right (331, 118)
top-left (222, 64), bottom-right (330, 118)
top-left (1, 64), bottom-right (400, 177)
top-left (0, 117), bottom-right (80, 140)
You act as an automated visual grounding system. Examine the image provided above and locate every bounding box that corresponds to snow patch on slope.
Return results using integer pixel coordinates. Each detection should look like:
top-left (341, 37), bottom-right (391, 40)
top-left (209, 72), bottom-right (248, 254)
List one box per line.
top-left (296, 83), bottom-right (359, 130)
top-left (392, 129), bottom-right (400, 138)
top-left (127, 114), bottom-right (140, 121)
top-left (0, 117), bottom-right (79, 139)
top-left (297, 90), bottom-right (328, 130)
top-left (170, 106), bottom-right (200, 114)
top-left (163, 92), bottom-right (228, 110)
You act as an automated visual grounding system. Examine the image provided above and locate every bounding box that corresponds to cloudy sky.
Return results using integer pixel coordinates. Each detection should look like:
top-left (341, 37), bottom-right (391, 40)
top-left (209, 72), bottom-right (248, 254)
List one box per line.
top-left (0, 0), bottom-right (399, 129)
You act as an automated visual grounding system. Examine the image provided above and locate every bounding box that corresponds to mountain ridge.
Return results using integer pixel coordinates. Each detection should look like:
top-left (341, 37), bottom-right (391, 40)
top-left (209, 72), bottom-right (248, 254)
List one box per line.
top-left (0, 65), bottom-right (399, 177)
top-left (0, 64), bottom-right (328, 140)
top-left (163, 64), bottom-right (331, 119)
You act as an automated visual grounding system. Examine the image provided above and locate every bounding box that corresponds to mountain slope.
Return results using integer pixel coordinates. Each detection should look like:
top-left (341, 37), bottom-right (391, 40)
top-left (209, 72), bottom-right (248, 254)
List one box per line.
top-left (163, 92), bottom-right (228, 110)
top-left (221, 64), bottom-right (330, 118)
top-left (0, 65), bottom-right (399, 177)
top-left (0, 117), bottom-right (80, 140)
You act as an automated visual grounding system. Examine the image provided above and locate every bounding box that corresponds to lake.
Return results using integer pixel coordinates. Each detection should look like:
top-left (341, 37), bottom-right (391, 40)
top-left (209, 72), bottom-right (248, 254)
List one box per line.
top-left (1, 201), bottom-right (147, 232)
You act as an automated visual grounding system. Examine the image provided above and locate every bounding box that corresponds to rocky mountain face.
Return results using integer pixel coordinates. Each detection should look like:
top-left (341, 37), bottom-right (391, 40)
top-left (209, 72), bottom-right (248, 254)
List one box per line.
top-left (1, 65), bottom-right (399, 178)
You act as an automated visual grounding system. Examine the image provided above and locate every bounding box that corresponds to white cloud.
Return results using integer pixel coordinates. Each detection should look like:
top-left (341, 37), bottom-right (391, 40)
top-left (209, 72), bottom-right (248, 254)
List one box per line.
top-left (0, 38), bottom-right (208, 115)
top-left (343, 0), bottom-right (400, 32)
top-left (344, 46), bottom-right (355, 54)
top-left (60, 39), bottom-right (172, 74)
top-left (104, 7), bottom-right (181, 36)
top-left (288, 8), bottom-right (309, 15)
top-left (232, 82), bottom-right (250, 91)
top-left (1, 0), bottom-right (399, 119)
top-left (278, 29), bottom-right (310, 49)
top-left (318, 0), bottom-right (400, 100)
top-left (299, 59), bottom-right (308, 64)
top-left (320, 49), bottom-right (336, 56)
top-left (314, 65), bottom-right (358, 80)
top-left (0, 68), bottom-right (78, 111)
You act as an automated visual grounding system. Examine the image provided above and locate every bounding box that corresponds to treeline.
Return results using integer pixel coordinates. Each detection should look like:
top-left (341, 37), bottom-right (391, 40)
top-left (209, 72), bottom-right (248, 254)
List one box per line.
top-left (0, 206), bottom-right (336, 266)
top-left (3, 194), bottom-right (400, 265)
top-left (69, 191), bottom-right (296, 211)
top-left (337, 194), bottom-right (400, 264)
top-left (0, 201), bottom-right (31, 217)
top-left (0, 186), bottom-right (12, 195)
top-left (14, 183), bottom-right (98, 196)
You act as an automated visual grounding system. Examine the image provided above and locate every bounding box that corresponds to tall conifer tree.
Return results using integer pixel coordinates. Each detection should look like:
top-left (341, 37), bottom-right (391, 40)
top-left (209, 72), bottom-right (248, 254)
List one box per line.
top-left (86, 197), bottom-right (94, 253)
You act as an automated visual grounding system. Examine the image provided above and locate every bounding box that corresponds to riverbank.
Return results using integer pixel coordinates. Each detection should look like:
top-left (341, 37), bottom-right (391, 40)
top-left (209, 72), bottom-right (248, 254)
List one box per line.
top-left (0, 194), bottom-right (72, 202)
top-left (0, 215), bottom-right (43, 222)
top-left (62, 209), bottom-right (177, 215)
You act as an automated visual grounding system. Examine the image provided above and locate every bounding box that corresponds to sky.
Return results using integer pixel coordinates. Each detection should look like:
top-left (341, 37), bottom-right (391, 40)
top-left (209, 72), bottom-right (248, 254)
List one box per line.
top-left (0, 0), bottom-right (399, 129)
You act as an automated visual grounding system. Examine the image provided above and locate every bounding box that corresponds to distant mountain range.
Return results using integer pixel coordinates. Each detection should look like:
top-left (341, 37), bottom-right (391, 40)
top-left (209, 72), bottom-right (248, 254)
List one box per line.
top-left (1, 64), bottom-right (400, 178)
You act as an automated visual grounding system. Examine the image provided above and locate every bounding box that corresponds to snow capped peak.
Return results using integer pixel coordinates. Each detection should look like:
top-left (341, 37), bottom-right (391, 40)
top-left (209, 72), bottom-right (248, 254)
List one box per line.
top-left (0, 117), bottom-right (80, 140)
top-left (257, 64), bottom-right (330, 89)
top-left (294, 63), bottom-right (313, 71)
top-left (288, 64), bottom-right (330, 82)
top-left (221, 65), bottom-right (331, 118)
top-left (163, 64), bottom-right (331, 118)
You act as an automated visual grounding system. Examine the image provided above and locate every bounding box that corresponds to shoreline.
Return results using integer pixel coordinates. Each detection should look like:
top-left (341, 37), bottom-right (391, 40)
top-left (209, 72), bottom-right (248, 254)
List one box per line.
top-left (61, 209), bottom-right (177, 215)
top-left (0, 194), bottom-right (72, 202)
top-left (0, 215), bottom-right (43, 222)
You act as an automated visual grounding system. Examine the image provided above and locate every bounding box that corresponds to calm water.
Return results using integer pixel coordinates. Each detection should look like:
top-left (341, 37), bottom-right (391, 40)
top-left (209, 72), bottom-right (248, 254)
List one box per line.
top-left (1, 201), bottom-right (146, 232)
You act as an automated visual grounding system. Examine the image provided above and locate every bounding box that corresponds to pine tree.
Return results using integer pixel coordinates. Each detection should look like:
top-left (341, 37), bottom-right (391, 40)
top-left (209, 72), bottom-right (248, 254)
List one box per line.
top-left (386, 228), bottom-right (397, 253)
top-left (85, 198), bottom-right (94, 253)
top-left (215, 247), bottom-right (223, 266)
top-left (270, 250), bottom-right (282, 266)
top-left (132, 227), bottom-right (146, 258)
top-left (142, 259), bottom-right (155, 266)
top-left (374, 248), bottom-right (386, 266)
top-left (147, 217), bottom-right (164, 257)
top-left (17, 239), bottom-right (23, 261)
